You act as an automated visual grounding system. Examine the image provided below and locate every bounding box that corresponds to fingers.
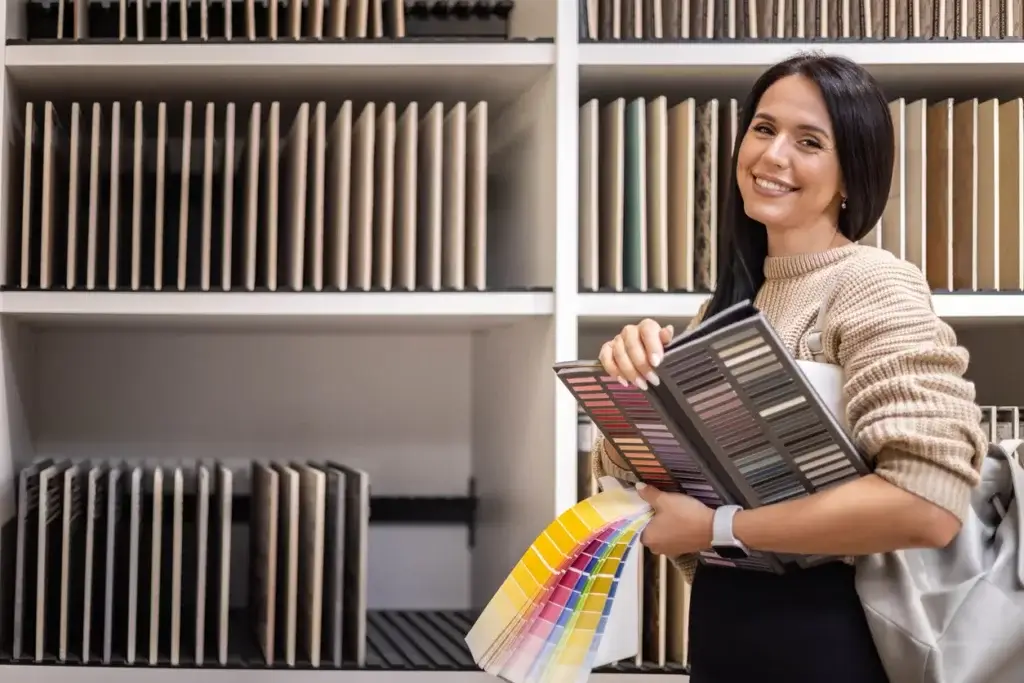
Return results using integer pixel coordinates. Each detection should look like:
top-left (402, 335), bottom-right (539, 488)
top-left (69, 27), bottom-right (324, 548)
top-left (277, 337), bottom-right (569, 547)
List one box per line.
top-left (638, 319), bottom-right (665, 369)
top-left (635, 481), bottom-right (662, 507)
top-left (598, 340), bottom-right (628, 387)
top-left (622, 325), bottom-right (653, 385)
top-left (630, 319), bottom-right (666, 387)
top-left (659, 324), bottom-right (675, 345)
top-left (599, 319), bottom-right (670, 390)
top-left (612, 335), bottom-right (639, 387)
top-left (598, 328), bottom-right (640, 388)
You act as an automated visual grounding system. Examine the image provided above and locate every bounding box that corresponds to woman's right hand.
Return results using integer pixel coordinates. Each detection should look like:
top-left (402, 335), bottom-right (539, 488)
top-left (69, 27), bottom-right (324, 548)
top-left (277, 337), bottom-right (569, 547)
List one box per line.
top-left (598, 319), bottom-right (675, 391)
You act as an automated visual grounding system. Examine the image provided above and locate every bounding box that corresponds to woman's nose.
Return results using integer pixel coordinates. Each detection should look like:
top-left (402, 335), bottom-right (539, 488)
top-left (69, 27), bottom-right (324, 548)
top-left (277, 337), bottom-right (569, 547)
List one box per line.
top-left (761, 136), bottom-right (789, 167)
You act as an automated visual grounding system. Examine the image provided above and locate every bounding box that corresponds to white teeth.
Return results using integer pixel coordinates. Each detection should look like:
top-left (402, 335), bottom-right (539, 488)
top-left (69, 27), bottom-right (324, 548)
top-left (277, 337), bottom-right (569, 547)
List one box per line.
top-left (755, 177), bottom-right (793, 192)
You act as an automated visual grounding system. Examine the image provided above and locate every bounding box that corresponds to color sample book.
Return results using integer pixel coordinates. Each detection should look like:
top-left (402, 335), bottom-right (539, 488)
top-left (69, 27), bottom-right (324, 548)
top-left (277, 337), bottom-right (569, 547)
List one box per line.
top-left (466, 486), bottom-right (652, 683)
top-left (554, 360), bottom-right (778, 573)
top-left (556, 301), bottom-right (871, 574)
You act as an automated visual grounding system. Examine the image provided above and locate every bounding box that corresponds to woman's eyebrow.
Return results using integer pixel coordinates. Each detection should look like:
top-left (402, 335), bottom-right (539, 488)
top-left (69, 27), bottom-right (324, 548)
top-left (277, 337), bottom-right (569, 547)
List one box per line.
top-left (753, 111), bottom-right (832, 139)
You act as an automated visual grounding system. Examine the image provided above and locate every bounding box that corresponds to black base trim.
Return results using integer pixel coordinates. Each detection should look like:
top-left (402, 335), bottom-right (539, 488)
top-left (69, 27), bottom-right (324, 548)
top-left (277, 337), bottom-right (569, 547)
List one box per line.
top-left (0, 286), bottom-right (553, 294)
top-left (0, 608), bottom-right (689, 674)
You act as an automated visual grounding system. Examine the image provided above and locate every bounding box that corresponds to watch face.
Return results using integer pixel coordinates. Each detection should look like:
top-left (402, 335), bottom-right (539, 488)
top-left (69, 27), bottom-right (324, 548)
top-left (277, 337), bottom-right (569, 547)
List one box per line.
top-left (712, 545), bottom-right (749, 560)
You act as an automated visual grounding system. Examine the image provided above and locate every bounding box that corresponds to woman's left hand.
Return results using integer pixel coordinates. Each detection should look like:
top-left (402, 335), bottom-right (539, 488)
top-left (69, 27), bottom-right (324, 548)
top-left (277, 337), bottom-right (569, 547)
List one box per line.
top-left (635, 483), bottom-right (716, 557)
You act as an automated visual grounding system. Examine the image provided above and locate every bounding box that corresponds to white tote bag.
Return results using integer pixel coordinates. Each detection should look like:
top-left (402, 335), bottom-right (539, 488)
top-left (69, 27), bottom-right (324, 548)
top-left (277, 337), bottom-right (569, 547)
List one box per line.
top-left (806, 291), bottom-right (1024, 683)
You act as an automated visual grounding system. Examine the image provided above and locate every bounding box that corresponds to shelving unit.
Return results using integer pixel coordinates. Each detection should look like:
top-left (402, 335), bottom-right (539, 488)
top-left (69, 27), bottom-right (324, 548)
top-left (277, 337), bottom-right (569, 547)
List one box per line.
top-left (0, 1), bottom-right (1023, 682)
top-left (577, 291), bottom-right (1024, 325)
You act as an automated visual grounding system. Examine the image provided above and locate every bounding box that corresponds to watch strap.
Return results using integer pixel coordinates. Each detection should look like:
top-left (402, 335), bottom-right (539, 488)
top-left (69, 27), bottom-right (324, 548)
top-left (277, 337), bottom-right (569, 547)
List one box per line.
top-left (712, 504), bottom-right (744, 547)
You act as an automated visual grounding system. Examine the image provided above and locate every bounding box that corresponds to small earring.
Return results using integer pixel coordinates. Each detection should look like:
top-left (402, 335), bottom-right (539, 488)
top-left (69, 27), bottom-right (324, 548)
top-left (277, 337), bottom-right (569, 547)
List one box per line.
top-left (841, 197), bottom-right (847, 210)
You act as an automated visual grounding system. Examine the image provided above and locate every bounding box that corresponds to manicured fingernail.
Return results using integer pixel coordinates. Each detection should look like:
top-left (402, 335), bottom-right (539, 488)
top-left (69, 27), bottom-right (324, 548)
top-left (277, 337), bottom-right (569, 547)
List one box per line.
top-left (635, 377), bottom-right (648, 391)
top-left (650, 354), bottom-right (661, 367)
top-left (618, 376), bottom-right (629, 387)
top-left (646, 372), bottom-right (660, 386)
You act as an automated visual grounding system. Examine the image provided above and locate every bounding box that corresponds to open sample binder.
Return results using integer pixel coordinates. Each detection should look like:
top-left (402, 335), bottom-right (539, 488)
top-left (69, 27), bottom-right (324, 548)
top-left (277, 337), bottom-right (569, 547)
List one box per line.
top-left (467, 301), bottom-right (871, 682)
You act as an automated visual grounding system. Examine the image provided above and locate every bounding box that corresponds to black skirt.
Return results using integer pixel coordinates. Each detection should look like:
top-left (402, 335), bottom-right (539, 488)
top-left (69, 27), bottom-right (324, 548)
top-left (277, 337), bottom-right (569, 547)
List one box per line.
top-left (687, 561), bottom-right (891, 683)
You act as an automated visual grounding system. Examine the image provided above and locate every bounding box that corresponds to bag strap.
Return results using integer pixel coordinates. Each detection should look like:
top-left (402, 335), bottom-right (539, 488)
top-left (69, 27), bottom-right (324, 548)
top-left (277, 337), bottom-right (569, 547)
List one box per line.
top-left (806, 259), bottom-right (856, 363)
top-left (999, 439), bottom-right (1024, 466)
top-left (805, 298), bottom-right (831, 363)
top-left (996, 439), bottom-right (1024, 586)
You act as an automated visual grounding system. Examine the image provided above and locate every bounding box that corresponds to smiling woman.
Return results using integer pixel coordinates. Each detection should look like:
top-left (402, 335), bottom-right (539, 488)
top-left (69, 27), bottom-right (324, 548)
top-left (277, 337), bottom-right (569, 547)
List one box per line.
top-left (710, 53), bottom-right (894, 305)
top-left (592, 52), bottom-right (988, 683)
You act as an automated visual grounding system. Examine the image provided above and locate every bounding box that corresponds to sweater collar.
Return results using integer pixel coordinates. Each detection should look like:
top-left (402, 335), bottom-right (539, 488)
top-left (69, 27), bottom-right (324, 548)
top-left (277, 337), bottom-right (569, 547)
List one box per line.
top-left (763, 243), bottom-right (862, 281)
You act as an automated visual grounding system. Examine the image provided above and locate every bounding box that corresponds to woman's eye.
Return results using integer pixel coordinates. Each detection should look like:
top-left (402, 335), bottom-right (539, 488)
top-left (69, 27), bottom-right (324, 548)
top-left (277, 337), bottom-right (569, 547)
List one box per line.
top-left (752, 124), bottom-right (773, 135)
top-left (800, 138), bottom-right (823, 149)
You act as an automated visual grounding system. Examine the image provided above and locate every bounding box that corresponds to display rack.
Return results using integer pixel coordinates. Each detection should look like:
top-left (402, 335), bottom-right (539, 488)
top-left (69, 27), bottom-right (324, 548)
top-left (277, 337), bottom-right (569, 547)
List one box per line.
top-left (0, 1), bottom-right (1023, 682)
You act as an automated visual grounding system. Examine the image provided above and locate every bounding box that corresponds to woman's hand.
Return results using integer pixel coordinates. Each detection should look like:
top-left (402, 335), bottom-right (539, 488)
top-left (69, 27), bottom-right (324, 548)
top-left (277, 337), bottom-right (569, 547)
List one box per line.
top-left (635, 483), bottom-right (715, 557)
top-left (598, 319), bottom-right (674, 390)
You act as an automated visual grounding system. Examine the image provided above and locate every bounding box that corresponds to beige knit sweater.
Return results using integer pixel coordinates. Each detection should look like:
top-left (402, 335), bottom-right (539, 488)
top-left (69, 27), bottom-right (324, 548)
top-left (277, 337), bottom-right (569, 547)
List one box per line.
top-left (591, 243), bottom-right (989, 581)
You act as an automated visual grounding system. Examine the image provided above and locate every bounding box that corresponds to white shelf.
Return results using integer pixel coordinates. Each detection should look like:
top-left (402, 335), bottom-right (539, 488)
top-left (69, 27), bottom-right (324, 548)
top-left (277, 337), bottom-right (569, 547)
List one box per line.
top-left (579, 40), bottom-right (1024, 68)
top-left (928, 293), bottom-right (1024, 321)
top-left (0, 668), bottom-right (687, 683)
top-left (577, 292), bottom-right (1024, 327)
top-left (6, 41), bottom-right (555, 68)
top-left (5, 42), bottom-right (555, 104)
top-left (0, 290), bottom-right (554, 330)
top-left (578, 41), bottom-right (1024, 93)
top-left (577, 292), bottom-right (710, 325)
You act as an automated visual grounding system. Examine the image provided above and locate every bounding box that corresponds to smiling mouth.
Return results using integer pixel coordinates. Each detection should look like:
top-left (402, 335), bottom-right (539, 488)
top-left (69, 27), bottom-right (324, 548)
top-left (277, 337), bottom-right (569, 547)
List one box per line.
top-left (753, 174), bottom-right (798, 193)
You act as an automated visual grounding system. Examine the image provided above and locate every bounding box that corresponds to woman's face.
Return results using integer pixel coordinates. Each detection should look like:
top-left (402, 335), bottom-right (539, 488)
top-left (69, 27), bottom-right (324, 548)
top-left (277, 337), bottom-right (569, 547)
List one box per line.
top-left (735, 74), bottom-right (845, 235)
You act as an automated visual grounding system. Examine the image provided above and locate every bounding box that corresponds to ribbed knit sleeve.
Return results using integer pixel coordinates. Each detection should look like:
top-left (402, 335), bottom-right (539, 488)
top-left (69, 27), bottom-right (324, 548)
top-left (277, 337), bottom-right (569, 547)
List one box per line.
top-left (589, 436), bottom-right (637, 483)
top-left (821, 255), bottom-right (988, 521)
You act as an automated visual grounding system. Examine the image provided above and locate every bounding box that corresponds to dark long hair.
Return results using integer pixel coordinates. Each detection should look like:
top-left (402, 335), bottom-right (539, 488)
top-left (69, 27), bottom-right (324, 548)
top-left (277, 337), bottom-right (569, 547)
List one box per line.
top-left (703, 52), bottom-right (894, 319)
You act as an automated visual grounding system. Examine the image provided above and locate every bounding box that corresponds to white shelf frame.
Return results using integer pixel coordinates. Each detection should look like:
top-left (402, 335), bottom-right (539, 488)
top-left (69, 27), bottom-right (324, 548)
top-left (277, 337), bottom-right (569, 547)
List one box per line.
top-left (576, 292), bottom-right (1024, 324)
top-left (0, 291), bottom-right (554, 324)
top-left (578, 40), bottom-right (1024, 68)
top-left (4, 1), bottom-right (1024, 679)
top-left (5, 41), bottom-right (557, 68)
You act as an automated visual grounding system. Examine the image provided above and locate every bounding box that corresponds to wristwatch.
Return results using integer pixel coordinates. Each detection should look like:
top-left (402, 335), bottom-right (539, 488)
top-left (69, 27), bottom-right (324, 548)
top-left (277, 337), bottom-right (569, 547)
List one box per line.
top-left (711, 505), bottom-right (750, 559)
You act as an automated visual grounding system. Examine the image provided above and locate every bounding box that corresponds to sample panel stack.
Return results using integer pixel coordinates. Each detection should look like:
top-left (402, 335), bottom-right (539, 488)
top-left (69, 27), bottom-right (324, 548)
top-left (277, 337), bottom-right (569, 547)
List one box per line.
top-left (578, 96), bottom-right (738, 293)
top-left (869, 97), bottom-right (1024, 293)
top-left (579, 0), bottom-right (1024, 40)
top-left (9, 99), bottom-right (489, 293)
top-left (0, 459), bottom-right (370, 668)
top-left (580, 94), bottom-right (1024, 294)
top-left (980, 404), bottom-right (1024, 441)
top-left (22, 0), bottom-right (518, 41)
